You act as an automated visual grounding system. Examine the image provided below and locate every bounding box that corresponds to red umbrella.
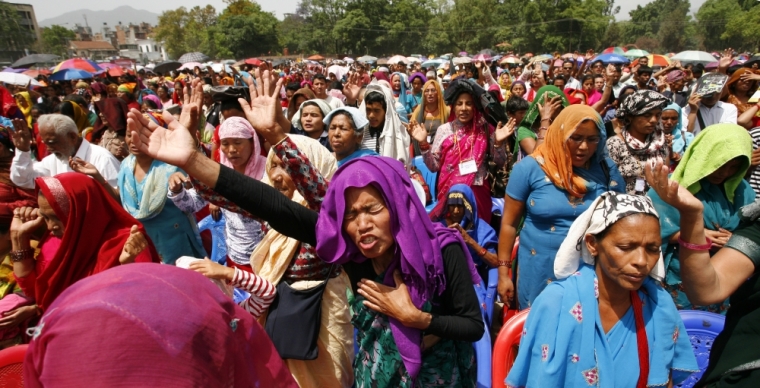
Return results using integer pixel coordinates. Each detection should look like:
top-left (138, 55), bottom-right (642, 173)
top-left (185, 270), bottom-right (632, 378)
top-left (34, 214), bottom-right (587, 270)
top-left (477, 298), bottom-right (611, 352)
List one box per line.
top-left (53, 58), bottom-right (103, 73)
top-left (107, 67), bottom-right (125, 77)
top-left (245, 58), bottom-right (262, 66)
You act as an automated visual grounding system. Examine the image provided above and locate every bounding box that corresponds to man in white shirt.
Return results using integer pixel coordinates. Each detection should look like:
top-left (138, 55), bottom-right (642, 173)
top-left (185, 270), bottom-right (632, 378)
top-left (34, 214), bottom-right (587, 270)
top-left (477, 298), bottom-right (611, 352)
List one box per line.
top-left (684, 92), bottom-right (738, 134)
top-left (312, 74), bottom-right (344, 110)
top-left (11, 114), bottom-right (120, 189)
top-left (560, 60), bottom-right (581, 90)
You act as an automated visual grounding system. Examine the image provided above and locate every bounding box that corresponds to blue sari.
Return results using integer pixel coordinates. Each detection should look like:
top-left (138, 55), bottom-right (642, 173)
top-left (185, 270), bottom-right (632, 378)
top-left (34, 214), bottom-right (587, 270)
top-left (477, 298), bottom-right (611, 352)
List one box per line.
top-left (506, 264), bottom-right (698, 388)
top-left (118, 156), bottom-right (206, 264)
top-left (336, 149), bottom-right (378, 167)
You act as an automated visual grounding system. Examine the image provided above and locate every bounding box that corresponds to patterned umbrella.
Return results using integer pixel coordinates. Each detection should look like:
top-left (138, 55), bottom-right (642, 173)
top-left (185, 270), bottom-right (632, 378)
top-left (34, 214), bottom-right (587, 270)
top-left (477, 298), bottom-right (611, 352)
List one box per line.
top-left (177, 52), bottom-right (210, 64)
top-left (307, 54), bottom-right (325, 61)
top-left (387, 55), bottom-right (407, 65)
top-left (591, 53), bottom-right (630, 65)
top-left (602, 47), bottom-right (626, 55)
top-left (499, 56), bottom-right (520, 65)
top-left (473, 53), bottom-right (493, 62)
top-left (623, 49), bottom-right (650, 59)
top-left (178, 62), bottom-right (203, 71)
top-left (53, 58), bottom-right (102, 73)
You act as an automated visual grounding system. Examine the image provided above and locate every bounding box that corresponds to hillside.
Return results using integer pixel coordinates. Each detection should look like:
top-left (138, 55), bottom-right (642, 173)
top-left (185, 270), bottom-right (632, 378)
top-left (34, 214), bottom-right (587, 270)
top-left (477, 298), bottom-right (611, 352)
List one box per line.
top-left (38, 6), bottom-right (159, 29)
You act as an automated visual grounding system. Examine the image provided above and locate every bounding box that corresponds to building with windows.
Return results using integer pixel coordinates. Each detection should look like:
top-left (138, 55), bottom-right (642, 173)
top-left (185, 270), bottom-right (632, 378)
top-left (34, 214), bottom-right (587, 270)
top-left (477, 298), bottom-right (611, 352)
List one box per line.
top-left (68, 40), bottom-right (118, 60)
top-left (0, 3), bottom-right (41, 65)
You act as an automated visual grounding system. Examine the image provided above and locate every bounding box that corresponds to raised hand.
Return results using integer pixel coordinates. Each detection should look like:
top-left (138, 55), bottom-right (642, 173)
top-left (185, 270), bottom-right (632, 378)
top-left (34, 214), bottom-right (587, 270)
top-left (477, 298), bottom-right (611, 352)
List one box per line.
top-left (179, 78), bottom-right (203, 132)
top-left (406, 120), bottom-right (428, 144)
top-left (119, 225), bottom-right (148, 264)
top-left (9, 118), bottom-right (31, 152)
top-left (537, 94), bottom-right (563, 122)
top-left (238, 68), bottom-right (286, 144)
top-left (10, 206), bottom-right (43, 241)
top-left (128, 108), bottom-right (198, 169)
top-left (645, 161), bottom-right (703, 213)
top-left (343, 72), bottom-right (362, 105)
top-left (687, 93), bottom-right (701, 110)
top-left (495, 118), bottom-right (517, 144)
top-left (718, 48), bottom-right (735, 70)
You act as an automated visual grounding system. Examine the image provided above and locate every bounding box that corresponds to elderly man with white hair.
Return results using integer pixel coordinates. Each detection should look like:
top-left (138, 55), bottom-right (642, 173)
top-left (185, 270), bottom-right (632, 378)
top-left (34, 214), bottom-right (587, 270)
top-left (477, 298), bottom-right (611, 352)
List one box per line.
top-left (10, 113), bottom-right (120, 189)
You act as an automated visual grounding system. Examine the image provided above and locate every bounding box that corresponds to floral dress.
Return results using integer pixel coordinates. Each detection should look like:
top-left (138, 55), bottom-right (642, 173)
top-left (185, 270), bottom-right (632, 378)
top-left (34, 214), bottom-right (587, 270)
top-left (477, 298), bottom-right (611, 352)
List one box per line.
top-left (350, 272), bottom-right (476, 388)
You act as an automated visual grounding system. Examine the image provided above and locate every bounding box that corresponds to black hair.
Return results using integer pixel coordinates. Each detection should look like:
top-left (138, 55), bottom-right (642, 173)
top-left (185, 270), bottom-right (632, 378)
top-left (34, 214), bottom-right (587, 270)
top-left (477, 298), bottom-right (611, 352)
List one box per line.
top-left (617, 85), bottom-right (638, 105)
top-left (329, 81), bottom-right (343, 91)
top-left (581, 74), bottom-right (594, 84)
top-left (32, 103), bottom-right (50, 114)
top-left (312, 74), bottom-right (327, 83)
top-left (220, 99), bottom-right (243, 113)
top-left (505, 96), bottom-right (529, 114)
top-left (59, 100), bottom-right (77, 121)
top-left (553, 75), bottom-right (566, 85)
top-left (364, 91), bottom-right (387, 112)
top-left (286, 82), bottom-right (301, 92)
top-left (593, 74), bottom-right (605, 81)
top-left (143, 99), bottom-right (158, 109)
top-left (157, 85), bottom-right (169, 94)
top-left (693, 64), bottom-right (705, 73)
top-left (637, 66), bottom-right (653, 75)
top-left (63, 94), bottom-right (87, 107)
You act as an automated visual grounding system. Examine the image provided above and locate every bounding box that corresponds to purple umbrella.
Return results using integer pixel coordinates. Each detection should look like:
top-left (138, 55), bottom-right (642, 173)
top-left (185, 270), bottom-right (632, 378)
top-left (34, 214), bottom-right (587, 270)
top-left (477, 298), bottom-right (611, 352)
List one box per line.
top-left (704, 60), bottom-right (741, 70)
top-left (473, 53), bottom-right (493, 62)
top-left (2, 67), bottom-right (27, 73)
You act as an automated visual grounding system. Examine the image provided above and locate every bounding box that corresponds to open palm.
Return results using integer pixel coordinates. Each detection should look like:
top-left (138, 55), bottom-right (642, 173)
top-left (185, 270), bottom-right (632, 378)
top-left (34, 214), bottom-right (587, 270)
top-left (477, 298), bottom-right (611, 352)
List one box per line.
top-left (239, 68), bottom-right (282, 134)
top-left (127, 109), bottom-right (197, 168)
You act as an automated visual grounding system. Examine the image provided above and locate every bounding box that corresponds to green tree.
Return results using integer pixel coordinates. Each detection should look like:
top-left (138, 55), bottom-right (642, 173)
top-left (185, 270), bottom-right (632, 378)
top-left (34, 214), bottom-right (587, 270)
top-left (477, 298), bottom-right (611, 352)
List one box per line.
top-left (154, 5), bottom-right (223, 59)
top-left (41, 25), bottom-right (75, 57)
top-left (696, 0), bottom-right (743, 50)
top-left (217, 2), bottom-right (280, 57)
top-left (722, 4), bottom-right (760, 51)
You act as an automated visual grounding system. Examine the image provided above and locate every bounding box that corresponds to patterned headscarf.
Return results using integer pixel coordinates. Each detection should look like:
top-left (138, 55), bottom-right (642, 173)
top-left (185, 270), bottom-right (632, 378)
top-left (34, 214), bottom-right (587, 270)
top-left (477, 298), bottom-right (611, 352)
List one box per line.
top-left (554, 191), bottom-right (664, 281)
top-left (615, 90), bottom-right (669, 120)
top-left (665, 70), bottom-right (685, 83)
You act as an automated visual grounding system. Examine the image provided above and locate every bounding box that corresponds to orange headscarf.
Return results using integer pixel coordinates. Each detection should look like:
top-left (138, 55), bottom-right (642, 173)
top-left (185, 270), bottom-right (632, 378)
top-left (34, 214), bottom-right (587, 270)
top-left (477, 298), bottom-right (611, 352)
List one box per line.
top-left (531, 105), bottom-right (604, 198)
top-left (724, 68), bottom-right (759, 114)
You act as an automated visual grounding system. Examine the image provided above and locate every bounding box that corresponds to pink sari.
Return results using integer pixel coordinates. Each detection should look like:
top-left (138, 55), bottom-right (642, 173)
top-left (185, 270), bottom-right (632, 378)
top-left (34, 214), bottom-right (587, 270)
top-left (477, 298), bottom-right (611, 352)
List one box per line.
top-left (433, 110), bottom-right (493, 222)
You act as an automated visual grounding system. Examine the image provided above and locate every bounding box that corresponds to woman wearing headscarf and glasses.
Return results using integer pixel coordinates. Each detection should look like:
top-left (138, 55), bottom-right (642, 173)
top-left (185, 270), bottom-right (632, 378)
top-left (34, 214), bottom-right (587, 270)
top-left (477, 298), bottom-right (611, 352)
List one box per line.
top-left (606, 90), bottom-right (671, 195)
top-left (506, 192), bottom-right (698, 388)
top-left (498, 105), bottom-right (625, 309)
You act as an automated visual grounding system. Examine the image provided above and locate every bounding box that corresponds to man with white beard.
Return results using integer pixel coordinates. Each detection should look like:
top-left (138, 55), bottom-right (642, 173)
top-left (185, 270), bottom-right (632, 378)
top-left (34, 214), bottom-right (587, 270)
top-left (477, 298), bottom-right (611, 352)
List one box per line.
top-left (10, 114), bottom-right (120, 189)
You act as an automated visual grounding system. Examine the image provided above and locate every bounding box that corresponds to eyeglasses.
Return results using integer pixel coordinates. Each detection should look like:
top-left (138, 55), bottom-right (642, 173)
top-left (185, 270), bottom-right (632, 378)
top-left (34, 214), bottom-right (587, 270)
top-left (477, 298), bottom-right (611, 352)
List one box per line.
top-left (567, 135), bottom-right (601, 145)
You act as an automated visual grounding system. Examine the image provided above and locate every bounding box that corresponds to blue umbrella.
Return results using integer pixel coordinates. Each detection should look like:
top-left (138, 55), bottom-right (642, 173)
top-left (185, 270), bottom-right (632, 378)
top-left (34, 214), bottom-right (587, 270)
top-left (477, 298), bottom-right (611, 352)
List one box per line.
top-left (592, 53), bottom-right (630, 65)
top-left (421, 59), bottom-right (443, 68)
top-left (49, 69), bottom-right (93, 81)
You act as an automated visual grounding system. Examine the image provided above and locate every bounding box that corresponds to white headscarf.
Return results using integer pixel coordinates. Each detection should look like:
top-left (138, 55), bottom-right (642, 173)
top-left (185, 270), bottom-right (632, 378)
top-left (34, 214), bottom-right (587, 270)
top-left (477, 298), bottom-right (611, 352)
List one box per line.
top-left (359, 82), bottom-right (411, 165)
top-left (291, 99), bottom-right (332, 131)
top-left (554, 191), bottom-right (665, 281)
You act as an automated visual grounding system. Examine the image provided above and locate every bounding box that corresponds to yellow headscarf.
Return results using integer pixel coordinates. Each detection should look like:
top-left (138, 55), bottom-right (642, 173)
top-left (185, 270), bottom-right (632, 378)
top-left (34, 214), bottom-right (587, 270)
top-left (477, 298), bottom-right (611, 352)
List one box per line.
top-left (61, 101), bottom-right (91, 133)
top-left (16, 92), bottom-right (32, 126)
top-left (250, 134), bottom-right (337, 283)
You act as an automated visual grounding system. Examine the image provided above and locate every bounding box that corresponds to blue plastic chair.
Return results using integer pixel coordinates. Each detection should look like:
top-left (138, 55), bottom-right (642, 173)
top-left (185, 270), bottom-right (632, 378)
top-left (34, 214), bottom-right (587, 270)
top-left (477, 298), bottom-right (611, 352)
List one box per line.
top-left (484, 268), bottom-right (499, 327)
top-left (197, 214), bottom-right (227, 265)
top-left (676, 310), bottom-right (726, 388)
top-left (413, 156), bottom-right (438, 213)
top-left (473, 281), bottom-right (492, 388)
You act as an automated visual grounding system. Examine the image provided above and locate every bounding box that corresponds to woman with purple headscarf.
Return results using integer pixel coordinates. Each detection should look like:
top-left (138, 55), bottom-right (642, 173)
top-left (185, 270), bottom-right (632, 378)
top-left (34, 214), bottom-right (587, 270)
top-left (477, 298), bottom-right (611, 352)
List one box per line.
top-left (127, 68), bottom-right (485, 388)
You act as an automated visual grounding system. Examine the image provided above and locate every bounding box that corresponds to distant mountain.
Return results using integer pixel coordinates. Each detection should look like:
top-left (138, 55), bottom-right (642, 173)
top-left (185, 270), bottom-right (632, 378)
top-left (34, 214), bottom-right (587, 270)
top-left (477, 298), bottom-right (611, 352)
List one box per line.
top-left (38, 6), bottom-right (159, 30)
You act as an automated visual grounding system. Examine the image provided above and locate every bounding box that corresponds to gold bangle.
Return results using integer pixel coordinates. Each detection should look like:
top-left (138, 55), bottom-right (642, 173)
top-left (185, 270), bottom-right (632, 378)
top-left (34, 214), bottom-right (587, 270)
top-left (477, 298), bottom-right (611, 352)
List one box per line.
top-left (10, 248), bottom-right (34, 262)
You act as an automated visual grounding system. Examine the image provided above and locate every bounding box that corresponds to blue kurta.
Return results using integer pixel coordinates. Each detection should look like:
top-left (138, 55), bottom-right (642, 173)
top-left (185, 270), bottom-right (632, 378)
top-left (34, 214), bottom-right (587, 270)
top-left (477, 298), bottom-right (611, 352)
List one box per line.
top-left (507, 156), bottom-right (624, 309)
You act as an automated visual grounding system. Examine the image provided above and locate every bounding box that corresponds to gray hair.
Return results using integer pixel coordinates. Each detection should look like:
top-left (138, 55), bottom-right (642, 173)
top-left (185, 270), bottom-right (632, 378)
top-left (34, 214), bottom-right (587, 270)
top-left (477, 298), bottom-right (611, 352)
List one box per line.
top-left (38, 114), bottom-right (78, 137)
top-left (330, 111), bottom-right (364, 136)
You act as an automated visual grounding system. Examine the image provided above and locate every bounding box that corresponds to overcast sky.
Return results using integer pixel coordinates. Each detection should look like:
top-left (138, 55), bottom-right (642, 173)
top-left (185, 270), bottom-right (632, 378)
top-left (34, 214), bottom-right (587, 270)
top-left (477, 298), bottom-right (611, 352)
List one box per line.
top-left (28, 0), bottom-right (707, 22)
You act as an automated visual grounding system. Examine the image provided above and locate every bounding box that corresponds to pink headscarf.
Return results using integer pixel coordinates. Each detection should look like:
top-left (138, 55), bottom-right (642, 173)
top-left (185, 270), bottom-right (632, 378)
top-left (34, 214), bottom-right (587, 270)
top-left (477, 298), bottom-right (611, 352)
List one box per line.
top-left (218, 117), bottom-right (266, 180)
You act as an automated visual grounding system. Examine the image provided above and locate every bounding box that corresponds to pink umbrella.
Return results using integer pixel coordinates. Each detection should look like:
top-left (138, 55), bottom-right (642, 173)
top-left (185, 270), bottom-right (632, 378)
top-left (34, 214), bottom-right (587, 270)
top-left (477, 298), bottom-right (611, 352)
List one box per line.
top-left (473, 53), bottom-right (493, 62)
top-left (178, 62), bottom-right (203, 71)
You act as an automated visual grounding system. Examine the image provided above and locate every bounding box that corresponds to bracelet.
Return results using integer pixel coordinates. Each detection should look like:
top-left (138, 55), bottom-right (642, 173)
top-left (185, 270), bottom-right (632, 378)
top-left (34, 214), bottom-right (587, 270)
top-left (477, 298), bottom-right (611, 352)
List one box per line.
top-left (678, 236), bottom-right (712, 251)
top-left (419, 142), bottom-right (431, 151)
top-left (540, 118), bottom-right (552, 124)
top-left (478, 247), bottom-right (487, 257)
top-left (10, 248), bottom-right (35, 262)
top-left (497, 260), bottom-right (512, 267)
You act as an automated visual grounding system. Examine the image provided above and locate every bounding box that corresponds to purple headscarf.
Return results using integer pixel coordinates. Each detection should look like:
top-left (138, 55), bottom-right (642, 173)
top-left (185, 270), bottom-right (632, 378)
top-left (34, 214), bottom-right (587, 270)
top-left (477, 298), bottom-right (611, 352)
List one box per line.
top-left (409, 72), bottom-right (428, 84)
top-left (316, 156), bottom-right (480, 379)
top-left (142, 94), bottom-right (163, 109)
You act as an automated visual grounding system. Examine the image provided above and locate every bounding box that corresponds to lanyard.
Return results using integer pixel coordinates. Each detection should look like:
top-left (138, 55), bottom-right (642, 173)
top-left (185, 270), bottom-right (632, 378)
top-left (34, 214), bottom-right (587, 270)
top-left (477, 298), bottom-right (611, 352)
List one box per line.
top-left (632, 290), bottom-right (649, 388)
top-left (453, 123), bottom-right (477, 162)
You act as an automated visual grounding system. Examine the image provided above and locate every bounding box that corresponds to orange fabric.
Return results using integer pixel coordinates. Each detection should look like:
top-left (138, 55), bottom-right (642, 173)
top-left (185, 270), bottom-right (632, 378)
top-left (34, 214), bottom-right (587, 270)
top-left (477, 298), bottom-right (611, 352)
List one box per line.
top-left (724, 68), bottom-right (759, 115)
top-left (530, 105), bottom-right (602, 198)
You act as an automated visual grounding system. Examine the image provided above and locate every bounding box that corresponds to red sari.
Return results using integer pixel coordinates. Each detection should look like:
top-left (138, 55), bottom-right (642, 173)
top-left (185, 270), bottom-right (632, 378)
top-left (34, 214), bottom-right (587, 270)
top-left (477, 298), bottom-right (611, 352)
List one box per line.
top-left (16, 173), bottom-right (159, 310)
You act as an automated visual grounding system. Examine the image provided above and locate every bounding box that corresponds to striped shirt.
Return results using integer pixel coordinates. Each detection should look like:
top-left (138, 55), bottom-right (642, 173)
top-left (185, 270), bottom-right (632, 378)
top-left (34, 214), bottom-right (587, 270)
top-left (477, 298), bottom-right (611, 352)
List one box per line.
top-left (231, 268), bottom-right (276, 319)
top-left (749, 127), bottom-right (760, 196)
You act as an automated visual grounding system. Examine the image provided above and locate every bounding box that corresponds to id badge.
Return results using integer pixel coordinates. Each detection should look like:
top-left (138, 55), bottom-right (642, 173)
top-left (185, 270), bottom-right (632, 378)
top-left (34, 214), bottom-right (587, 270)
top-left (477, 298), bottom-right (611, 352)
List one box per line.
top-left (459, 159), bottom-right (477, 175)
top-left (635, 177), bottom-right (646, 192)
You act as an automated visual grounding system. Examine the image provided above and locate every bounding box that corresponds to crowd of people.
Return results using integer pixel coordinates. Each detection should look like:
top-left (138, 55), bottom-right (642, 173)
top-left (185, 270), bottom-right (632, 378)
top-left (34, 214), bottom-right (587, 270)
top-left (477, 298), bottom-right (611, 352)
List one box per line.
top-left (0, 48), bottom-right (759, 387)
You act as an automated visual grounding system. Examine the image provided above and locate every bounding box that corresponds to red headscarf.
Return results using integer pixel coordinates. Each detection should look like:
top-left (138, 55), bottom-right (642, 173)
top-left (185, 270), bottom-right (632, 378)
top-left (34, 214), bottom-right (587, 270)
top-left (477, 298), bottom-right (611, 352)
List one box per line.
top-left (0, 85), bottom-right (20, 119)
top-left (29, 173), bottom-right (159, 310)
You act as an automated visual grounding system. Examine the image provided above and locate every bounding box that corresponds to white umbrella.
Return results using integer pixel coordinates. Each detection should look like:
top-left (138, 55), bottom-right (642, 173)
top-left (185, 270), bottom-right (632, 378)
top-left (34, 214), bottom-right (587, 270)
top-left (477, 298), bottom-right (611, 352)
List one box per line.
top-left (406, 56), bottom-right (421, 64)
top-left (343, 57), bottom-right (354, 63)
top-left (453, 57), bottom-right (472, 65)
top-left (387, 55), bottom-right (407, 65)
top-left (670, 50), bottom-right (716, 65)
top-left (0, 72), bottom-right (41, 86)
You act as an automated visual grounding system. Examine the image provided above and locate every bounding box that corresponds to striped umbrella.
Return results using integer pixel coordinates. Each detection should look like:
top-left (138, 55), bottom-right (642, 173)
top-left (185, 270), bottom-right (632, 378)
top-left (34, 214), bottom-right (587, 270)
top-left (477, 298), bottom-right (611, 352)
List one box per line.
top-left (602, 47), bottom-right (626, 55)
top-left (53, 58), bottom-right (103, 73)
